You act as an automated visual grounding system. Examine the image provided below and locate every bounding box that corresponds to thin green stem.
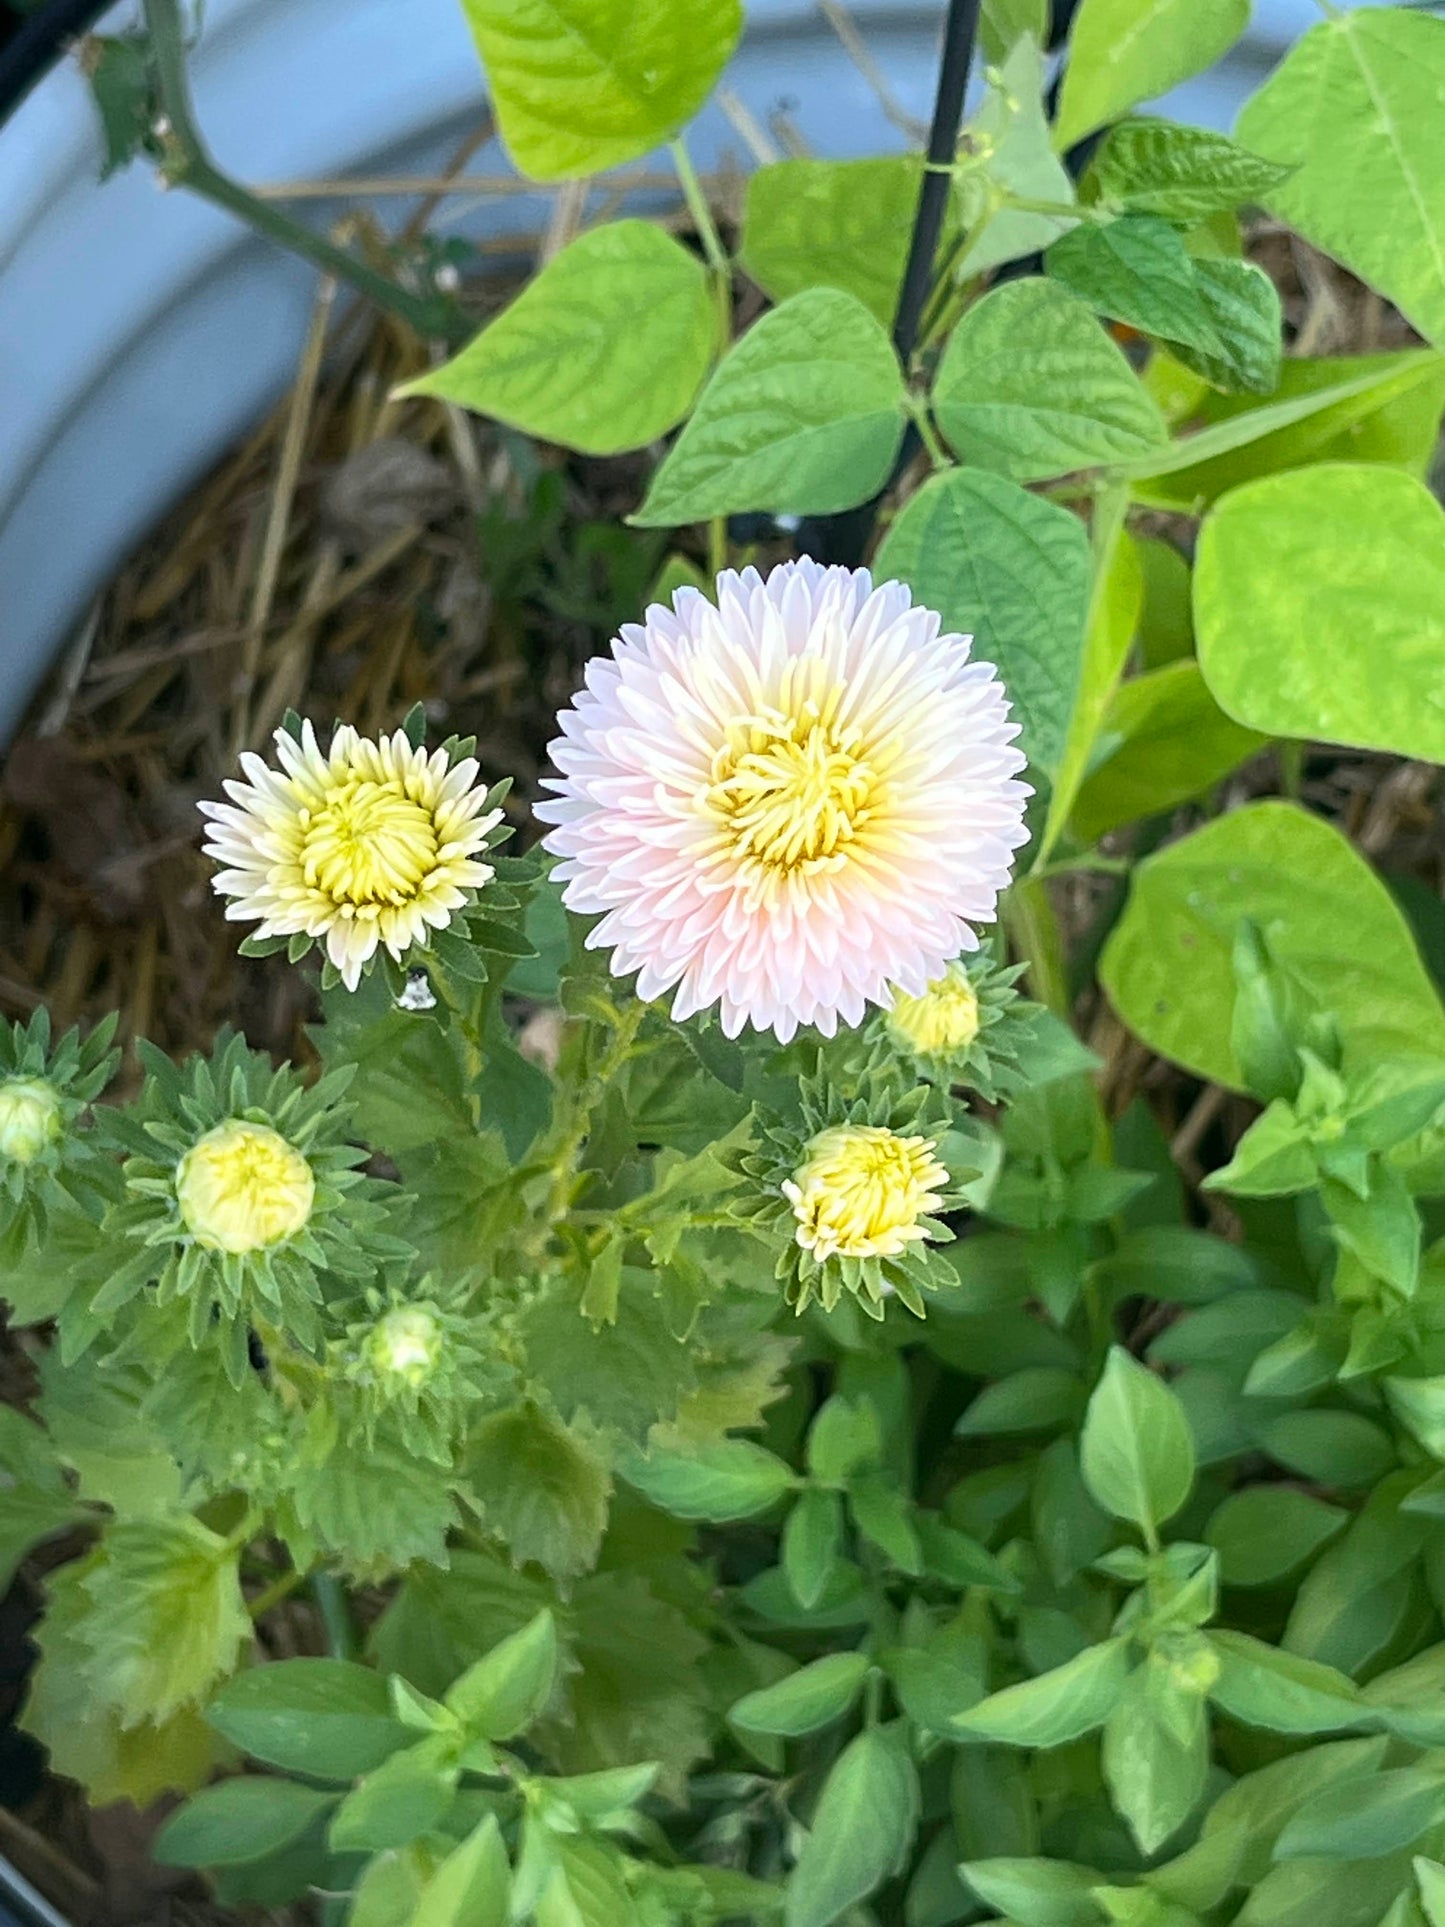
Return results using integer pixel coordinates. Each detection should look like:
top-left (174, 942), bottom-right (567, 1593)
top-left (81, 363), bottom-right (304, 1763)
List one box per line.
top-left (247, 1565), bottom-right (308, 1620)
top-left (669, 137), bottom-right (731, 281)
top-left (905, 395), bottom-right (952, 470)
top-left (143, 0), bottom-right (464, 344)
top-left (543, 998), bottom-right (649, 1228)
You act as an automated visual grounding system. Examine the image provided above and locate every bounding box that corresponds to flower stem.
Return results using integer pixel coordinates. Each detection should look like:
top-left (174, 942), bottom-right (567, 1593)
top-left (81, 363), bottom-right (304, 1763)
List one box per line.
top-left (142, 0), bottom-right (465, 345)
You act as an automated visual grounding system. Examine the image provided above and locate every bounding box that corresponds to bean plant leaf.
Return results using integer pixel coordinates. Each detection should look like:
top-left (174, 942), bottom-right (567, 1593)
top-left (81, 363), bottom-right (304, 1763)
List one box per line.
top-left (981, 0), bottom-right (1049, 65)
top-left (460, 0), bottom-right (743, 181)
top-left (957, 35), bottom-right (1079, 280)
top-left (871, 467), bottom-right (1092, 783)
top-left (1081, 1347), bottom-right (1195, 1534)
top-left (1046, 217), bottom-right (1227, 359)
top-left (1236, 8), bottom-right (1445, 350)
top-left (932, 278), bottom-right (1167, 480)
top-left (1070, 659), bottom-right (1266, 845)
top-left (1168, 258), bottom-right (1281, 397)
top-left (1196, 465), bottom-right (1445, 764)
top-left (740, 156), bottom-right (936, 328)
top-left (400, 222), bottom-right (718, 455)
top-left (1091, 119), bottom-right (1294, 222)
top-left (633, 289), bottom-right (907, 526)
top-left (1055, 0), bottom-right (1250, 151)
top-left (1101, 800), bottom-right (1445, 1087)
top-left (1131, 349), bottom-right (1445, 508)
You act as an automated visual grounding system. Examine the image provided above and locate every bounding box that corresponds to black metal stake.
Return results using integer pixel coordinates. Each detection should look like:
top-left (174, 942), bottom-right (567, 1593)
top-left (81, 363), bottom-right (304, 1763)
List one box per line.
top-left (801, 0), bottom-right (982, 568)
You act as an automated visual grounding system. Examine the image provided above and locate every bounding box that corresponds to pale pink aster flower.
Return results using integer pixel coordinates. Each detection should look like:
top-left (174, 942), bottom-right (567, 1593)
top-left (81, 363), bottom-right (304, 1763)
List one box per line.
top-left (536, 558), bottom-right (1031, 1043)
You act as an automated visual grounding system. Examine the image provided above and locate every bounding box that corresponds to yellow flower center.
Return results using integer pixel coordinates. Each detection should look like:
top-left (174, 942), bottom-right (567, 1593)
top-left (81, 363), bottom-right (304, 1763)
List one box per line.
top-left (0, 1078), bottom-right (62, 1165)
top-left (176, 1120), bottom-right (315, 1255)
top-left (298, 778), bottom-right (438, 912)
top-left (367, 1306), bottom-right (444, 1388)
top-left (887, 964), bottom-right (981, 1058)
top-left (703, 663), bottom-right (884, 884)
top-left (784, 1123), bottom-right (949, 1263)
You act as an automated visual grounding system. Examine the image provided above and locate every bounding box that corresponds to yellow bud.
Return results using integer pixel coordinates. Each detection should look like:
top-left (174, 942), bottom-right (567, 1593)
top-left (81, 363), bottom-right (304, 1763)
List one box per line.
top-left (783, 1123), bottom-right (949, 1263)
top-left (176, 1120), bottom-right (315, 1255)
top-left (0, 1078), bottom-right (61, 1165)
top-left (367, 1306), bottom-right (444, 1388)
top-left (886, 962), bottom-right (981, 1058)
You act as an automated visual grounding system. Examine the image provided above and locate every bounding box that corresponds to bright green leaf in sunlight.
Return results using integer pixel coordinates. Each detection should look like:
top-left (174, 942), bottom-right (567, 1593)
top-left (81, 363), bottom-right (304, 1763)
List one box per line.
top-left (1070, 659), bottom-right (1265, 844)
top-left (1236, 8), bottom-right (1445, 350)
top-left (1100, 801), bottom-right (1445, 1088)
top-left (981, 0), bottom-right (1048, 65)
top-left (399, 222), bottom-right (718, 455)
top-left (461, 0), bottom-right (742, 181)
top-left (633, 289), bottom-right (907, 526)
top-left (1195, 465), bottom-right (1445, 764)
top-left (740, 157), bottom-right (943, 329)
top-left (932, 278), bottom-right (1167, 480)
top-left (1132, 349), bottom-right (1445, 509)
top-left (1055, 0), bottom-right (1250, 151)
top-left (957, 36), bottom-right (1078, 281)
top-left (871, 467), bottom-right (1092, 785)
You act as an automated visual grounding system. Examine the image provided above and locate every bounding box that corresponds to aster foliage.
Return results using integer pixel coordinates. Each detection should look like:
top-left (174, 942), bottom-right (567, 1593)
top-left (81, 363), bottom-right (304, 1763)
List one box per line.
top-left (0, 1008), bottom-right (118, 1265)
top-left (25, 0), bottom-right (1445, 1915)
top-left (96, 1032), bottom-right (407, 1380)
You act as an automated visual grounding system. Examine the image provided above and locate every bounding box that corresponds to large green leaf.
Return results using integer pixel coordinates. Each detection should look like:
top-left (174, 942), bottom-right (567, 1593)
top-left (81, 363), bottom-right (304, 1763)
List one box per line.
top-left (633, 289), bottom-right (907, 526)
top-left (871, 467), bottom-right (1092, 783)
top-left (932, 278), bottom-right (1166, 480)
top-left (1055, 0), bottom-right (1250, 151)
top-left (400, 222), bottom-right (717, 455)
top-left (461, 0), bottom-right (742, 181)
top-left (730, 1652), bottom-right (870, 1738)
top-left (1236, 9), bottom-right (1445, 349)
top-left (1100, 801), bottom-right (1445, 1088)
top-left (1195, 465), bottom-right (1445, 763)
top-left (740, 157), bottom-right (936, 328)
top-left (621, 1437), bottom-right (797, 1521)
top-left (1071, 659), bottom-right (1266, 844)
top-left (1047, 217), bottom-right (1233, 359)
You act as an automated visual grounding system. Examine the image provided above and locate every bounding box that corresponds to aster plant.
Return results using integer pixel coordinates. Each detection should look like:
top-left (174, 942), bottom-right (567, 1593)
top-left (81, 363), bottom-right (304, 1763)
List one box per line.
top-left (16, 0), bottom-right (1445, 1920)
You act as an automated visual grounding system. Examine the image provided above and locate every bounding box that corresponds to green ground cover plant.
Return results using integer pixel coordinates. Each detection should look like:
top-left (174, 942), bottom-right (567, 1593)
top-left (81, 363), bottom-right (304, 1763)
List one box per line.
top-left (6, 0), bottom-right (1445, 1923)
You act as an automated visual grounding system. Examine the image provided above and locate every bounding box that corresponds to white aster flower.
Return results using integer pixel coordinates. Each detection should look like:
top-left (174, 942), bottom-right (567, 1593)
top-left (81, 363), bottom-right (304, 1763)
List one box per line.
top-left (784, 1123), bottom-right (951, 1265)
top-left (535, 558), bottom-right (1031, 1042)
top-left (200, 722), bottom-right (504, 989)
